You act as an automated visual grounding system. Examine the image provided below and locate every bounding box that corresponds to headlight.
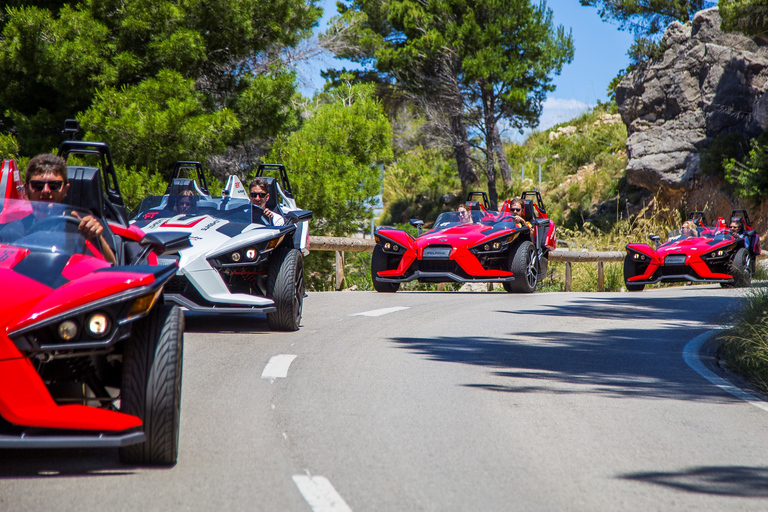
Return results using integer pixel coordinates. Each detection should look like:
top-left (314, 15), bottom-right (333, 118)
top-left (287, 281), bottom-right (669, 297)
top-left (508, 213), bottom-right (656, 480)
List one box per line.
top-left (87, 313), bottom-right (110, 338)
top-left (246, 248), bottom-right (257, 260)
top-left (473, 235), bottom-right (515, 254)
top-left (231, 251), bottom-right (242, 262)
top-left (384, 242), bottom-right (391, 250)
top-left (632, 253), bottom-right (647, 261)
top-left (57, 320), bottom-right (78, 341)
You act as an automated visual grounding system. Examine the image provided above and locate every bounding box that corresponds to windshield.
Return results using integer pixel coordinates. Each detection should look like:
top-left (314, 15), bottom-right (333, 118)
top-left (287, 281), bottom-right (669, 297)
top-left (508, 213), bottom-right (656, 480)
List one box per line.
top-left (0, 199), bottom-right (93, 256)
top-left (133, 195), bottom-right (254, 225)
top-left (433, 209), bottom-right (501, 228)
top-left (664, 225), bottom-right (738, 244)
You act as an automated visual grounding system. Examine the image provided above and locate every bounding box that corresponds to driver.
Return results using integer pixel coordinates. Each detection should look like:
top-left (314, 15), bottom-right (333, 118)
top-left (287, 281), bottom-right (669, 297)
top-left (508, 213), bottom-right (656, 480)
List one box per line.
top-left (729, 217), bottom-right (744, 239)
top-left (249, 178), bottom-right (284, 226)
top-left (22, 154), bottom-right (116, 264)
top-left (668, 220), bottom-right (697, 241)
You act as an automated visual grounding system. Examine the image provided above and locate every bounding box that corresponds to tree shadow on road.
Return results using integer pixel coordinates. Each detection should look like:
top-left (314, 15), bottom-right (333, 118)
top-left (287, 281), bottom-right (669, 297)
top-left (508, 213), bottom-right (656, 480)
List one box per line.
top-left (620, 465), bottom-right (768, 497)
top-left (182, 311), bottom-right (271, 334)
top-left (387, 293), bottom-right (750, 402)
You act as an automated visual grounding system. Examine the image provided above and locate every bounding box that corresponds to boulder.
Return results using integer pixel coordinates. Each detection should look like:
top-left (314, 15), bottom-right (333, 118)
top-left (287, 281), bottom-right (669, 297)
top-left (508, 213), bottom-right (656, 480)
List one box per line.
top-left (617, 7), bottom-right (768, 195)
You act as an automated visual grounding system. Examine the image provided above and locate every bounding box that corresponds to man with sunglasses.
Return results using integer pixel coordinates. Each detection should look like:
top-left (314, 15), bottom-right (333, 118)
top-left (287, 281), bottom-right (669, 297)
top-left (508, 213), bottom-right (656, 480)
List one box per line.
top-left (508, 198), bottom-right (531, 228)
top-left (22, 154), bottom-right (116, 264)
top-left (248, 177), bottom-right (284, 226)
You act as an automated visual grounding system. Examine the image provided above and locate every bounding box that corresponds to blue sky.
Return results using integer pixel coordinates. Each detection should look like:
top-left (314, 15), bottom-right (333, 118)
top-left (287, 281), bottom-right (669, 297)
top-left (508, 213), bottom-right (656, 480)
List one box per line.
top-left (299, 0), bottom-right (636, 138)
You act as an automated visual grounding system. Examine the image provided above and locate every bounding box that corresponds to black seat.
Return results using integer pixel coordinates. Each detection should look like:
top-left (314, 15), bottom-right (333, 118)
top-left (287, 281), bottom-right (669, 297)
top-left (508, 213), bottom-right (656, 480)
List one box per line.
top-left (66, 166), bottom-right (122, 264)
top-left (261, 177), bottom-right (280, 212)
top-left (168, 178), bottom-right (196, 196)
top-left (522, 200), bottom-right (535, 222)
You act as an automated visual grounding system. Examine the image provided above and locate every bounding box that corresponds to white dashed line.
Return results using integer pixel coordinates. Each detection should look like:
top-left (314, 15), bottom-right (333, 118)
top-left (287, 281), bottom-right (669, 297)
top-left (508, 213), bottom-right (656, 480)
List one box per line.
top-left (350, 306), bottom-right (410, 317)
top-left (261, 354), bottom-right (297, 379)
top-left (683, 331), bottom-right (768, 413)
top-left (293, 475), bottom-right (353, 512)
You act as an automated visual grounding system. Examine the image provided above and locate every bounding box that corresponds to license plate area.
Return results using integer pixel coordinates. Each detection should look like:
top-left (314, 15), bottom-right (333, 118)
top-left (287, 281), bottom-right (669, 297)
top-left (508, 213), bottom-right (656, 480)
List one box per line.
top-left (423, 246), bottom-right (451, 259)
top-left (664, 255), bottom-right (686, 265)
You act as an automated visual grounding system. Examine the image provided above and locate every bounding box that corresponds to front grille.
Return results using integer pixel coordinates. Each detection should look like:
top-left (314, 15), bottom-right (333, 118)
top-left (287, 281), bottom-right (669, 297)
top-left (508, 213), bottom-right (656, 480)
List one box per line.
top-left (661, 265), bottom-right (691, 276)
top-left (164, 276), bottom-right (188, 293)
top-left (418, 260), bottom-right (458, 273)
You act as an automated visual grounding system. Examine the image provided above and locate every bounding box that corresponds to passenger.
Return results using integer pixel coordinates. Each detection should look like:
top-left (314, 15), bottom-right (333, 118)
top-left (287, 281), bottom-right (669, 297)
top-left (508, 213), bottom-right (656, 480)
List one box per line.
top-left (668, 220), bottom-right (697, 241)
top-left (21, 154), bottom-right (116, 264)
top-left (457, 204), bottom-right (473, 224)
top-left (173, 189), bottom-right (196, 215)
top-left (248, 177), bottom-right (284, 226)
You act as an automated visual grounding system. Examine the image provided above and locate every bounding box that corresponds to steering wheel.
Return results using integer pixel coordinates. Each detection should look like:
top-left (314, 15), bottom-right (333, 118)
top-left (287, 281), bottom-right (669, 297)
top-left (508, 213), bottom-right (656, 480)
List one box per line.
top-left (27, 213), bottom-right (83, 234)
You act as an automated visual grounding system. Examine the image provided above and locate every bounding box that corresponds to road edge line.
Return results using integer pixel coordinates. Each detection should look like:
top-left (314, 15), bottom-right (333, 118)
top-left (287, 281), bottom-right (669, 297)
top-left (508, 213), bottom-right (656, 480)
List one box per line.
top-left (683, 330), bottom-right (768, 413)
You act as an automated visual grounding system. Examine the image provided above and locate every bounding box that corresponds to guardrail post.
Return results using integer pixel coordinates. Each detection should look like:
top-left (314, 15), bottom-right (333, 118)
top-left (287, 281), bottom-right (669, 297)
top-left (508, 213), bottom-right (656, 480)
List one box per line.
top-left (565, 262), bottom-right (572, 292)
top-left (335, 251), bottom-right (344, 291)
top-left (597, 262), bottom-right (605, 292)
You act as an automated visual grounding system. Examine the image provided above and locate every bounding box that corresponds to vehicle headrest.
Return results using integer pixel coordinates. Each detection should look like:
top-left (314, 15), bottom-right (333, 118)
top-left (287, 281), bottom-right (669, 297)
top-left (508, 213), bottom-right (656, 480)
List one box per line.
top-left (465, 201), bottom-right (480, 210)
top-left (169, 178), bottom-right (196, 196)
top-left (66, 166), bottom-right (103, 217)
top-left (523, 200), bottom-right (534, 222)
top-left (261, 176), bottom-right (279, 211)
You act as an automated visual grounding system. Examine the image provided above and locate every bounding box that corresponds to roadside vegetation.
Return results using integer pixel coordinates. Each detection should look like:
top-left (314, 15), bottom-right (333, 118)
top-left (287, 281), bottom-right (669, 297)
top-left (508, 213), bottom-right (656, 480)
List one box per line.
top-left (718, 286), bottom-right (768, 394)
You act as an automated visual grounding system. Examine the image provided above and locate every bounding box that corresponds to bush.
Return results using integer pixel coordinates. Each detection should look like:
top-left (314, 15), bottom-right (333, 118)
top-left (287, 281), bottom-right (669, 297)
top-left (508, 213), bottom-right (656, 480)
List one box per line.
top-left (718, 287), bottom-right (768, 394)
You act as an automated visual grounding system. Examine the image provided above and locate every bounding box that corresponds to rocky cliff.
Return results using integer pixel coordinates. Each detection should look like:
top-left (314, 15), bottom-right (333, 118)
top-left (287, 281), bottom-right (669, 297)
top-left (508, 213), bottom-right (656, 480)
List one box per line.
top-left (616, 7), bottom-right (768, 231)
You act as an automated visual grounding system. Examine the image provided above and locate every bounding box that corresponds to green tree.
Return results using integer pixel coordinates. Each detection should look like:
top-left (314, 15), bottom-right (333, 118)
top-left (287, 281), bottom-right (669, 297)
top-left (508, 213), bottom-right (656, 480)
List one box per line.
top-left (720, 0), bottom-right (768, 38)
top-left (327, 0), bottom-right (573, 209)
top-left (269, 81), bottom-right (393, 236)
top-left (579, 0), bottom-right (715, 36)
top-left (0, 0), bottom-right (320, 164)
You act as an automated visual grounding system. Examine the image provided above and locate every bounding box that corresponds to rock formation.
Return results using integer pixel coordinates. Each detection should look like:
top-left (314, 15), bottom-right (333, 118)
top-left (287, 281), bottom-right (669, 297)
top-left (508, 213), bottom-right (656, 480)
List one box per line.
top-left (617, 7), bottom-right (768, 207)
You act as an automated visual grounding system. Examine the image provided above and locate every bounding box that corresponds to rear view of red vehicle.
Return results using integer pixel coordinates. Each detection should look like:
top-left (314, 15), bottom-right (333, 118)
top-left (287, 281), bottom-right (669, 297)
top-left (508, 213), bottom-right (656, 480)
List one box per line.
top-left (0, 138), bottom-right (190, 465)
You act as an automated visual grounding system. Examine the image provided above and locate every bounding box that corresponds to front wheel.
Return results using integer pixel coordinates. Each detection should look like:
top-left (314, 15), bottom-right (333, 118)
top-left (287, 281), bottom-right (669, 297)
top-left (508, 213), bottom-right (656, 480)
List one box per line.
top-left (371, 245), bottom-right (400, 293)
top-left (729, 247), bottom-right (751, 288)
top-left (507, 241), bottom-right (538, 293)
top-left (119, 304), bottom-right (184, 466)
top-left (267, 248), bottom-right (304, 331)
top-left (623, 254), bottom-right (645, 291)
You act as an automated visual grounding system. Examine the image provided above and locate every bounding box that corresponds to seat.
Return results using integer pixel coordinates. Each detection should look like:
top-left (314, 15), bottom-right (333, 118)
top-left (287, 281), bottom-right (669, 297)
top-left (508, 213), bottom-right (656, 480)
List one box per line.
top-left (66, 166), bottom-right (122, 264)
top-left (261, 177), bottom-right (280, 212)
top-left (522, 200), bottom-right (535, 222)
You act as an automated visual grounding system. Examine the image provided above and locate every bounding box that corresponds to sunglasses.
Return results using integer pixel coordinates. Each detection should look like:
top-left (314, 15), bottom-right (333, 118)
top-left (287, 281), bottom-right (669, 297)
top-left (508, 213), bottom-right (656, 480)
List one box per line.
top-left (250, 192), bottom-right (267, 199)
top-left (178, 201), bottom-right (193, 208)
top-left (30, 180), bottom-right (65, 192)
top-left (510, 207), bottom-right (521, 212)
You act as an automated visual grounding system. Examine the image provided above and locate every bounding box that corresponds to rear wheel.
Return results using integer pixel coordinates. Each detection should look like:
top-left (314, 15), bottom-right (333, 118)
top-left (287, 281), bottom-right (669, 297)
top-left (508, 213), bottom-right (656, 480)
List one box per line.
top-left (729, 247), bottom-right (751, 287)
top-left (371, 245), bottom-right (400, 293)
top-left (623, 254), bottom-right (645, 291)
top-left (266, 248), bottom-right (304, 331)
top-left (119, 304), bottom-right (184, 466)
top-left (507, 241), bottom-right (538, 293)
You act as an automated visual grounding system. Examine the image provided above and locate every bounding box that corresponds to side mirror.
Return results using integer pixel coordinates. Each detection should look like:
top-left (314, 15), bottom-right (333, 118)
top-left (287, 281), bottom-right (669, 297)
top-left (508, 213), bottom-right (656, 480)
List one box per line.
top-left (140, 231), bottom-right (192, 256)
top-left (285, 209), bottom-right (313, 223)
top-left (410, 218), bottom-right (424, 236)
top-left (648, 234), bottom-right (660, 249)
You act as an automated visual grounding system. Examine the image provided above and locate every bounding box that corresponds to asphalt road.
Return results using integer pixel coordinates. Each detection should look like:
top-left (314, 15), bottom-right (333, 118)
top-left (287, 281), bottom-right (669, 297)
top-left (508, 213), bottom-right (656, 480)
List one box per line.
top-left (2, 286), bottom-right (768, 511)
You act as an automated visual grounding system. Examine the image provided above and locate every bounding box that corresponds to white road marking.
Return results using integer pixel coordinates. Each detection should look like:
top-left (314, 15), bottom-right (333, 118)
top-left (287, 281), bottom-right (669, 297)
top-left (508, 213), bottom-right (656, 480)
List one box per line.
top-left (261, 354), bottom-right (297, 379)
top-left (293, 475), bottom-right (353, 512)
top-left (683, 331), bottom-right (768, 413)
top-left (350, 306), bottom-right (410, 317)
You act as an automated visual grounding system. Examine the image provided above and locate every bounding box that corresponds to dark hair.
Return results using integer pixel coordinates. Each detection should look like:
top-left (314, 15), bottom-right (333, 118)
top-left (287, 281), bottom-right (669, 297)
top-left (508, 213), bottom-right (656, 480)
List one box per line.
top-left (730, 217), bottom-right (744, 232)
top-left (510, 197), bottom-right (524, 208)
top-left (248, 177), bottom-right (269, 192)
top-left (26, 154), bottom-right (67, 183)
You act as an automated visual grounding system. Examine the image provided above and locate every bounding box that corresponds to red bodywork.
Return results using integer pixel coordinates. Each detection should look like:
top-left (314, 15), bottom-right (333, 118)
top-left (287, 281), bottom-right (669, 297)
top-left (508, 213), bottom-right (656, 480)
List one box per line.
top-left (625, 215), bottom-right (760, 285)
top-left (0, 161), bottom-right (169, 445)
top-left (374, 197), bottom-right (556, 285)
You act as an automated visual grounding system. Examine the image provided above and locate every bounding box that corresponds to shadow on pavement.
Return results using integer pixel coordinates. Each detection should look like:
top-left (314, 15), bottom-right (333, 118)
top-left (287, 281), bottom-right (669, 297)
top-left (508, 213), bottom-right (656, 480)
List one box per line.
top-left (388, 293), bottom-right (748, 402)
top-left (182, 311), bottom-right (270, 334)
top-left (0, 448), bottom-right (142, 478)
top-left (621, 465), bottom-right (768, 497)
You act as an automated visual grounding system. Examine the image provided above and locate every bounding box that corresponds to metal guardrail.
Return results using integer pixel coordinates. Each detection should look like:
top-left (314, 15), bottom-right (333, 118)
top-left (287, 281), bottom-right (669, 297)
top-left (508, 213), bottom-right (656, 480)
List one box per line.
top-left (309, 236), bottom-right (626, 292)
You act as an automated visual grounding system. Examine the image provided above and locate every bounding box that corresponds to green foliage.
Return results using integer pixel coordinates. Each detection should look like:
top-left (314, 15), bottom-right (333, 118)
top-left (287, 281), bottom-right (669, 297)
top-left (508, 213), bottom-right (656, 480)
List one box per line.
top-left (0, 133), bottom-right (19, 160)
top-left (269, 81), bottom-right (393, 236)
top-left (719, 286), bottom-right (768, 394)
top-left (720, 0), bottom-right (768, 38)
top-left (115, 165), bottom-right (168, 212)
top-left (79, 70), bottom-right (239, 174)
top-left (723, 133), bottom-right (768, 203)
top-left (579, 0), bottom-right (716, 37)
top-left (0, 0), bottom-right (320, 164)
top-left (381, 146), bottom-right (459, 225)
